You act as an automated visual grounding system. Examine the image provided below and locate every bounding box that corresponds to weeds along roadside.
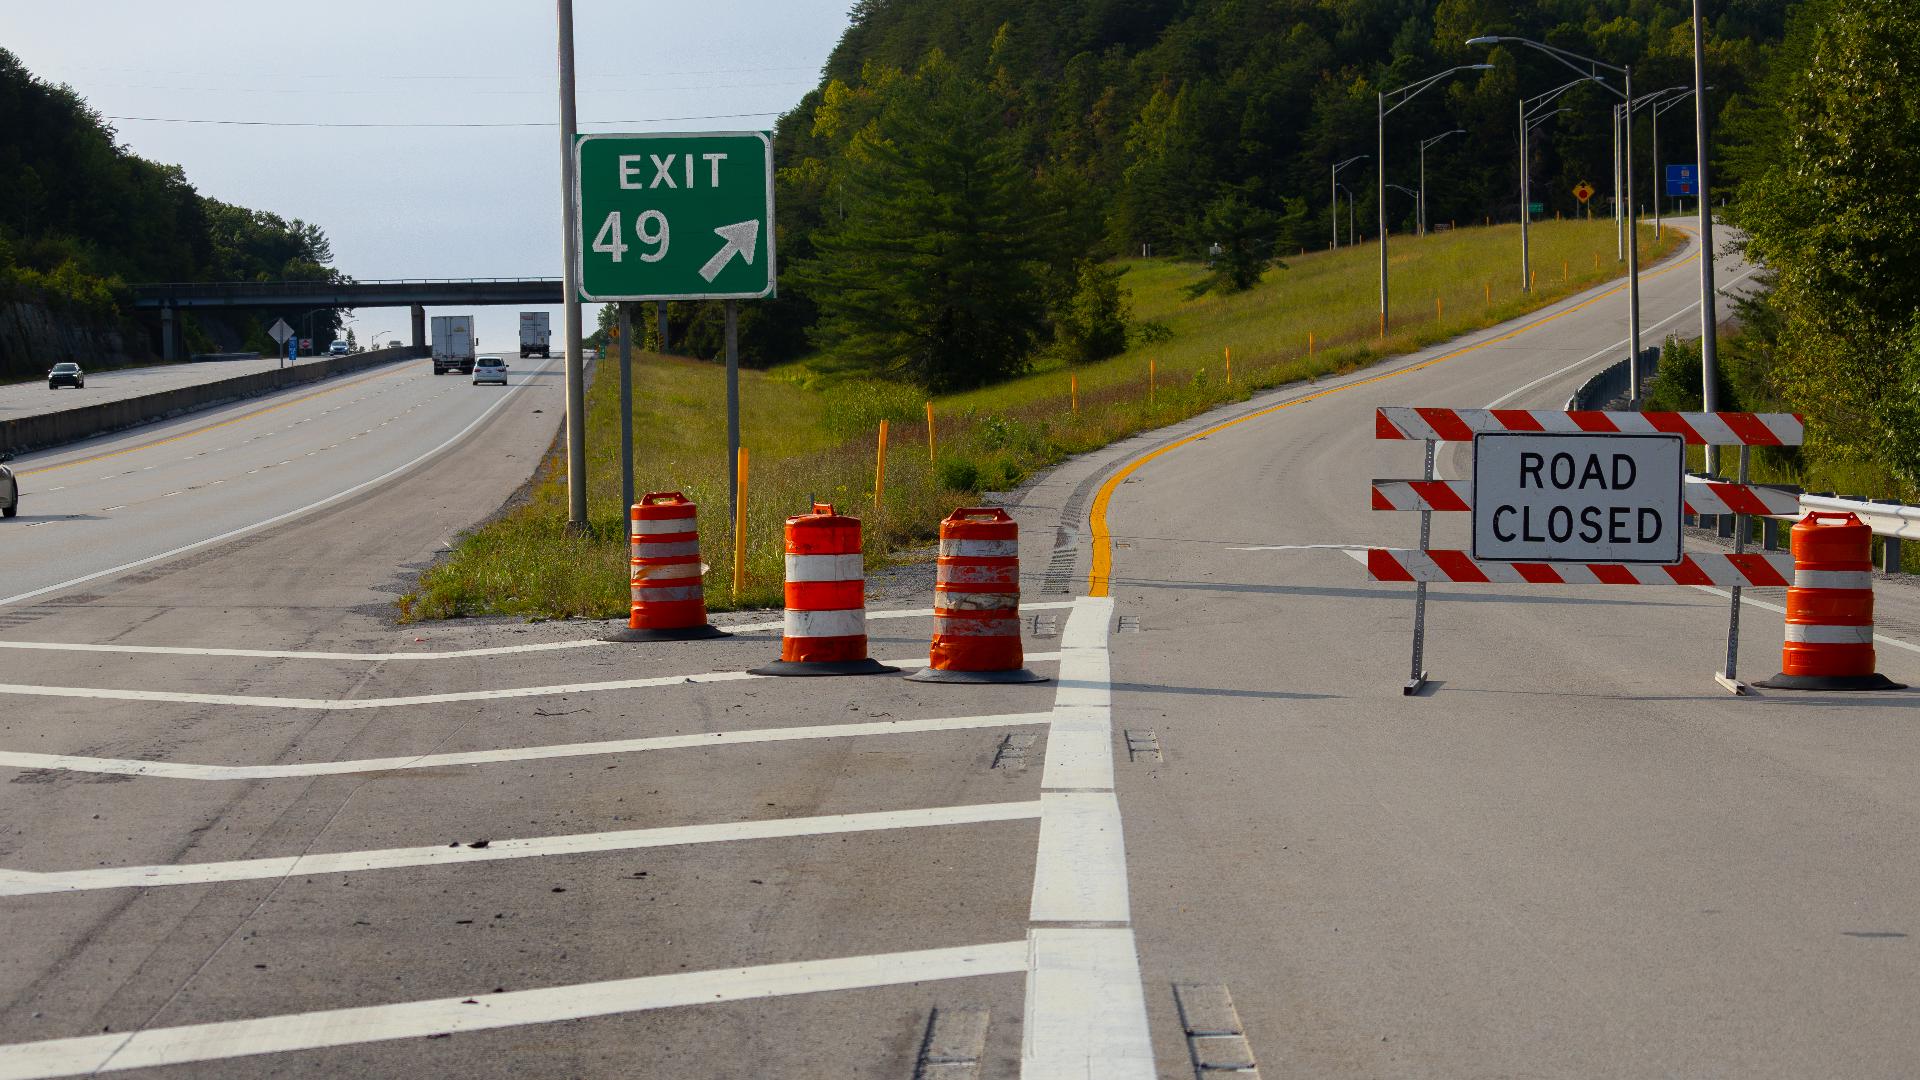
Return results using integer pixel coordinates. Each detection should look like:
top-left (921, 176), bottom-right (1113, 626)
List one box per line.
top-left (400, 219), bottom-right (1679, 621)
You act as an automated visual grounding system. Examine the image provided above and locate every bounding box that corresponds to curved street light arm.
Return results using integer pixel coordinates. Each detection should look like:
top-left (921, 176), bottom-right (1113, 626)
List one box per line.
top-left (1418, 128), bottom-right (1467, 152)
top-left (1382, 64), bottom-right (1495, 118)
top-left (1469, 35), bottom-right (1626, 96)
top-left (1524, 75), bottom-right (1603, 115)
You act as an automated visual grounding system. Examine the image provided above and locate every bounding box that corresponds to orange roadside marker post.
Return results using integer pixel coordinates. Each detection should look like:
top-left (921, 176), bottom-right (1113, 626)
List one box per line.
top-left (908, 508), bottom-right (1045, 684)
top-left (1224, 346), bottom-right (1232, 386)
top-left (925, 402), bottom-right (935, 464)
top-left (1071, 372), bottom-right (1078, 414)
top-left (607, 491), bottom-right (725, 642)
top-left (751, 503), bottom-right (897, 677)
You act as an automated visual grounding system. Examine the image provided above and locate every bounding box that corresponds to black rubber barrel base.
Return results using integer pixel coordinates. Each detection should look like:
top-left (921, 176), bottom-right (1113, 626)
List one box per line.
top-left (905, 667), bottom-right (1049, 684)
top-left (604, 624), bottom-right (729, 643)
top-left (1753, 672), bottom-right (1906, 692)
top-left (748, 658), bottom-right (901, 677)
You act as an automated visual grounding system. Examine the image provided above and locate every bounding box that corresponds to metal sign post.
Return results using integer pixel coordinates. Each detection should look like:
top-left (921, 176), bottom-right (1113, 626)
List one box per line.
top-left (617, 302), bottom-right (635, 513)
top-left (1406, 438), bottom-right (1435, 695)
top-left (1716, 444), bottom-right (1753, 694)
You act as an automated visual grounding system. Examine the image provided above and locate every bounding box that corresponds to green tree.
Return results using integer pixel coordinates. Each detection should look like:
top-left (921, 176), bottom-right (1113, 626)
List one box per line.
top-left (789, 54), bottom-right (1058, 391)
top-left (1185, 191), bottom-right (1281, 297)
top-left (1054, 261), bottom-right (1132, 363)
top-left (1733, 0), bottom-right (1920, 489)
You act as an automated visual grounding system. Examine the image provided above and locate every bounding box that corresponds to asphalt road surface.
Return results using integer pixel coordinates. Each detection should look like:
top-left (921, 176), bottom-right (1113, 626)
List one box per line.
top-left (1, 225), bottom-right (1916, 1079)
top-left (0, 355), bottom-right (347, 423)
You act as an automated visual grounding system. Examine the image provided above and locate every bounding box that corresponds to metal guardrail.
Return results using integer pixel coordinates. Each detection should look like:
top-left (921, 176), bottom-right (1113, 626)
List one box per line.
top-left (1797, 494), bottom-right (1920, 543)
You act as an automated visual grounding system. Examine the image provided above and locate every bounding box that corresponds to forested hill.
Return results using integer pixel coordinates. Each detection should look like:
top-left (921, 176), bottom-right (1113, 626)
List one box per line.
top-left (0, 48), bottom-right (342, 371)
top-left (719, 0), bottom-right (1791, 375)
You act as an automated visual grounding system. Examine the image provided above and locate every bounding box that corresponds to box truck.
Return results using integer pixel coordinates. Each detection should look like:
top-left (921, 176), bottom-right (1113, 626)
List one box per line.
top-left (518, 311), bottom-right (551, 359)
top-left (431, 315), bottom-right (477, 375)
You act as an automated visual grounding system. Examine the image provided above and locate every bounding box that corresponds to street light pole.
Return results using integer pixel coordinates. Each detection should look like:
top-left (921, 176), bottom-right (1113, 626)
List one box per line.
top-left (1416, 129), bottom-right (1464, 238)
top-left (1331, 155), bottom-right (1368, 250)
top-left (1378, 65), bottom-right (1493, 340)
top-left (1520, 97), bottom-right (1530, 291)
top-left (555, 0), bottom-right (588, 530)
top-left (1692, 0), bottom-right (1720, 476)
top-left (1468, 34), bottom-right (1643, 406)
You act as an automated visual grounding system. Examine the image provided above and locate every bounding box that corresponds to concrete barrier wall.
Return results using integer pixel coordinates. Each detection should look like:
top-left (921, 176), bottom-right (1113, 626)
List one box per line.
top-left (0, 345), bottom-right (429, 455)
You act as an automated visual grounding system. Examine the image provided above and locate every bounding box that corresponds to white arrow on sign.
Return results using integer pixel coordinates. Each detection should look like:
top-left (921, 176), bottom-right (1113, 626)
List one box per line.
top-left (697, 220), bottom-right (760, 283)
top-left (266, 318), bottom-right (294, 345)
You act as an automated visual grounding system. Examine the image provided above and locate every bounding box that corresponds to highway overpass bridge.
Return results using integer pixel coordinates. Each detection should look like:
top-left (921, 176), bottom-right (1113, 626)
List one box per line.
top-left (131, 278), bottom-right (564, 358)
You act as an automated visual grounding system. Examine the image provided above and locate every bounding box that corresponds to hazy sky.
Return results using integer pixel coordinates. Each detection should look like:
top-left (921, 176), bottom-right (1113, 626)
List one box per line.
top-left (5, 0), bottom-right (854, 352)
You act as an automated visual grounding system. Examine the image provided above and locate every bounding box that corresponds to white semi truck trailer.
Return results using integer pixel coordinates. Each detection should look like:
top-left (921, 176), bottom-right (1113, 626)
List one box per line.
top-left (430, 315), bottom-right (477, 375)
top-left (518, 311), bottom-right (551, 359)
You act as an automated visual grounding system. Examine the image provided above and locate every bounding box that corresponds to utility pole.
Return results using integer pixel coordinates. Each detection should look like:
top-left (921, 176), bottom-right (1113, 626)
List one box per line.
top-left (1520, 97), bottom-right (1530, 291)
top-left (555, 0), bottom-right (587, 529)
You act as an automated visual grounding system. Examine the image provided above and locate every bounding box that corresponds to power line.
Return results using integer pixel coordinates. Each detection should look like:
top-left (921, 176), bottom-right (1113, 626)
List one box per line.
top-left (101, 110), bottom-right (790, 129)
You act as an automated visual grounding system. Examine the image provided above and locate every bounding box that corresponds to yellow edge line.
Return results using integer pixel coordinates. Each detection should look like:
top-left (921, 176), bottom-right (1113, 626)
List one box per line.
top-left (19, 362), bottom-right (412, 477)
top-left (1087, 244), bottom-right (1702, 596)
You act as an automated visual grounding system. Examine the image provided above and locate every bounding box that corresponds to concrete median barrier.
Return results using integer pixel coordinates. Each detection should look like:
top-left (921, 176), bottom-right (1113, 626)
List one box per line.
top-left (0, 345), bottom-right (428, 454)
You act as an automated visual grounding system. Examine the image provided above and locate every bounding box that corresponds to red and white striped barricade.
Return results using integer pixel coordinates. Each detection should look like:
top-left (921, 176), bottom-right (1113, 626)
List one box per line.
top-left (750, 503), bottom-right (898, 677)
top-left (1753, 512), bottom-right (1904, 691)
top-left (607, 492), bottom-right (725, 642)
top-left (908, 507), bottom-right (1046, 684)
top-left (1370, 406), bottom-right (1807, 695)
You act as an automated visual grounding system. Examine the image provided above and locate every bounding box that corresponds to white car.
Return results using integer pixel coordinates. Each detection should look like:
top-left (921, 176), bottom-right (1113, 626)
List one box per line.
top-left (472, 356), bottom-right (508, 385)
top-left (0, 451), bottom-right (18, 519)
top-left (328, 340), bottom-right (350, 355)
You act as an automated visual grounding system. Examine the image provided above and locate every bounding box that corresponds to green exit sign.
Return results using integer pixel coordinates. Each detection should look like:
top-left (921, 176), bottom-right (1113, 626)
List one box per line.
top-left (573, 132), bottom-right (776, 302)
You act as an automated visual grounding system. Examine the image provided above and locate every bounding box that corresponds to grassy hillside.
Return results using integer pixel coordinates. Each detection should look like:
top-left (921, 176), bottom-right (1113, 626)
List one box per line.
top-left (401, 217), bottom-right (1675, 620)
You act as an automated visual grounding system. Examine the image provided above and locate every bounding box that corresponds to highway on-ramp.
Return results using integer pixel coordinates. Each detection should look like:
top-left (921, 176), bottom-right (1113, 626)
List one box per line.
top-left (0, 225), bottom-right (1915, 1078)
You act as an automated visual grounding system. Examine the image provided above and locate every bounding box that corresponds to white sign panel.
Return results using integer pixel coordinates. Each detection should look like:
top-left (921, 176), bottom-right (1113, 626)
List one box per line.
top-left (1472, 432), bottom-right (1683, 564)
top-left (266, 318), bottom-right (294, 345)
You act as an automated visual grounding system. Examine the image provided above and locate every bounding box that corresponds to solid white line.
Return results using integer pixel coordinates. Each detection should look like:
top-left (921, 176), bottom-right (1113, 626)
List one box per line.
top-left (0, 801), bottom-right (1043, 896)
top-left (0, 601), bottom-right (1081, 659)
top-left (0, 355), bottom-right (559, 610)
top-left (0, 941), bottom-right (1030, 1079)
top-left (0, 652), bottom-right (1061, 710)
top-left (0, 711), bottom-right (1054, 780)
top-left (1021, 595), bottom-right (1154, 1078)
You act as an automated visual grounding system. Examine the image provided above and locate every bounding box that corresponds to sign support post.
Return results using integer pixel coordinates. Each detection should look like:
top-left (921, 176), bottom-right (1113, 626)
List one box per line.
top-left (617, 302), bottom-right (635, 513)
top-left (1716, 444), bottom-right (1752, 694)
top-left (554, 0), bottom-right (587, 531)
top-left (1406, 438), bottom-right (1435, 695)
top-left (725, 300), bottom-right (740, 528)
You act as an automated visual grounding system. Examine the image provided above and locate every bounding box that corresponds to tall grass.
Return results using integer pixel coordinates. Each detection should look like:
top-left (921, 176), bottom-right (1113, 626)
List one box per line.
top-left (401, 218), bottom-right (1677, 620)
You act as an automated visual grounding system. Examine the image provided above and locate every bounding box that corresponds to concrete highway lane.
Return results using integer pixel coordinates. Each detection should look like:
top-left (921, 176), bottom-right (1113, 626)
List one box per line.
top-left (1, 356), bottom-right (555, 606)
top-left (1028, 219), bottom-right (1920, 1078)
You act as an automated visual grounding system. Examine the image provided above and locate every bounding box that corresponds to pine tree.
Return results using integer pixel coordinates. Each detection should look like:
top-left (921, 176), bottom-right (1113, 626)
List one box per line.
top-left (789, 55), bottom-right (1057, 391)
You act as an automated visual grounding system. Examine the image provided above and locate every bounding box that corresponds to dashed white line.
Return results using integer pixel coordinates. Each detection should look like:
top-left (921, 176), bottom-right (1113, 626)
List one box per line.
top-left (0, 801), bottom-right (1043, 896)
top-left (0, 941), bottom-right (1029, 1079)
top-left (0, 711), bottom-right (1052, 781)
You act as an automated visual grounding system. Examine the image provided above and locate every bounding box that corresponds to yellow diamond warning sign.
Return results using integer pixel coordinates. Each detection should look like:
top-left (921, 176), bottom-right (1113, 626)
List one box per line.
top-left (1573, 180), bottom-right (1595, 204)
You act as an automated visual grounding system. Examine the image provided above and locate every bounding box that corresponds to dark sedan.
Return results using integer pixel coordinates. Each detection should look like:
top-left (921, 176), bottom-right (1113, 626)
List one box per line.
top-left (47, 362), bottom-right (84, 389)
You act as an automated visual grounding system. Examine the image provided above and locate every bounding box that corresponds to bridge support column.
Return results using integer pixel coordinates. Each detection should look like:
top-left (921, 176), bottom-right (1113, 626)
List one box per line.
top-left (410, 304), bottom-right (426, 349)
top-left (160, 304), bottom-right (178, 362)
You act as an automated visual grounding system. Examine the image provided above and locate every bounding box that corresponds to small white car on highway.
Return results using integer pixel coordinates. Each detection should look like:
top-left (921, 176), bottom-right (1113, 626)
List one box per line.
top-left (0, 451), bottom-right (18, 518)
top-left (471, 356), bottom-right (508, 386)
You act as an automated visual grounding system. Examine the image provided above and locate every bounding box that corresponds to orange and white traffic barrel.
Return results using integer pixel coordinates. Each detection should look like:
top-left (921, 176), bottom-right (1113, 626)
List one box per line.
top-left (606, 492), bottom-right (725, 642)
top-left (909, 508), bottom-right (1044, 684)
top-left (750, 503), bottom-right (897, 676)
top-left (1756, 511), bottom-right (1903, 691)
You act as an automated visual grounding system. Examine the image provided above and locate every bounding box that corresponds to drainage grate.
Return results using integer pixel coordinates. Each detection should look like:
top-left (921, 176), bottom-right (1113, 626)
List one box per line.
top-left (1172, 983), bottom-right (1261, 1078)
top-left (992, 732), bottom-right (1039, 771)
top-left (1124, 729), bottom-right (1162, 763)
top-left (1028, 613), bottom-right (1059, 639)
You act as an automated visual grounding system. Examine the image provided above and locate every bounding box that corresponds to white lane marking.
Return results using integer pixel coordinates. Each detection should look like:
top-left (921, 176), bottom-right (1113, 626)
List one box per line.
top-left (0, 711), bottom-right (1053, 781)
top-left (0, 941), bottom-right (1029, 1079)
top-left (1229, 543), bottom-right (1372, 552)
top-left (1024, 929), bottom-right (1158, 1080)
top-left (0, 355), bottom-right (559, 609)
top-left (1691, 585), bottom-right (1920, 656)
top-left (0, 801), bottom-right (1043, 896)
top-left (0, 599), bottom-right (1076, 666)
top-left (0, 652), bottom-right (1061, 710)
top-left (1022, 595), bottom-right (1154, 1078)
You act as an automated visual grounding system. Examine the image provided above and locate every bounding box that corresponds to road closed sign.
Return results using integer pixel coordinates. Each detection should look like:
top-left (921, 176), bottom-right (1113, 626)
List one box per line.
top-left (1472, 433), bottom-right (1683, 564)
top-left (574, 131), bottom-right (775, 302)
